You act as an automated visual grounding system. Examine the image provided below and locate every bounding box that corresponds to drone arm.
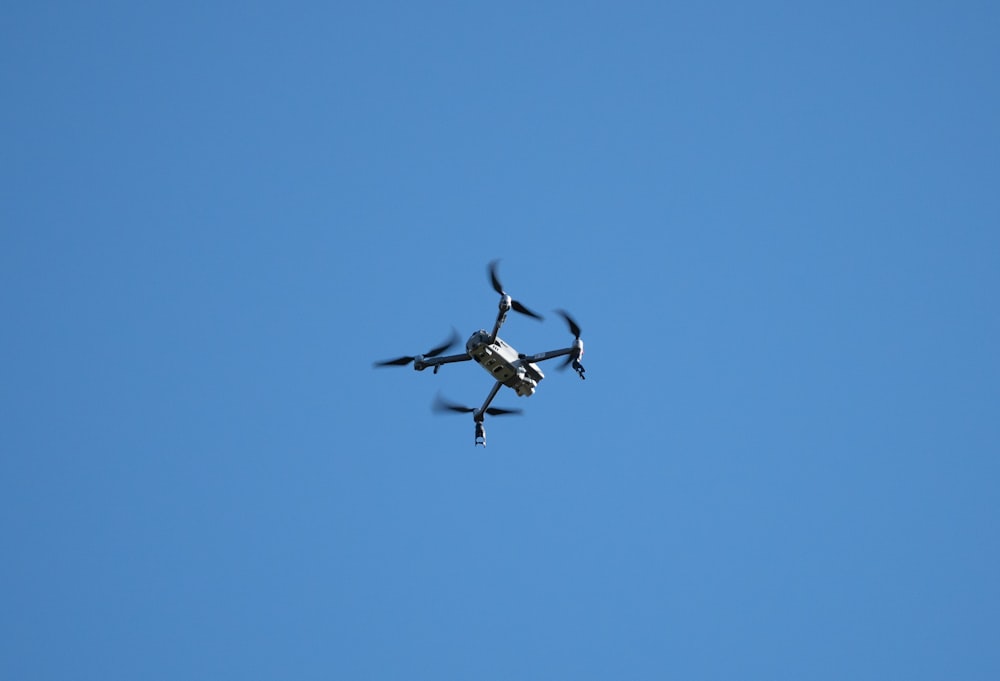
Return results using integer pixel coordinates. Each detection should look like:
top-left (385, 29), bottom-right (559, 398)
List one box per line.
top-left (471, 381), bottom-right (504, 446)
top-left (522, 341), bottom-right (586, 380)
top-left (523, 347), bottom-right (575, 363)
top-left (522, 335), bottom-right (584, 364)
top-left (414, 352), bottom-right (472, 372)
top-left (478, 380), bottom-right (504, 417)
top-left (488, 300), bottom-right (510, 342)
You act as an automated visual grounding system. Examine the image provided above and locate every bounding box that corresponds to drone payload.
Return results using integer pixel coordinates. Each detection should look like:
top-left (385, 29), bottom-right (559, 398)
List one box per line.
top-left (374, 260), bottom-right (586, 446)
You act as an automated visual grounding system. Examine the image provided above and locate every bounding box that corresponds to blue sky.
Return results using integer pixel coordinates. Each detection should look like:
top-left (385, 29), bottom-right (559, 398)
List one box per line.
top-left (2, 2), bottom-right (998, 679)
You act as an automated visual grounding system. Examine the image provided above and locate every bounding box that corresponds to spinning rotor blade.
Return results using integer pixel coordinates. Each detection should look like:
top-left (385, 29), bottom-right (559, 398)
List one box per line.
top-left (374, 329), bottom-right (459, 368)
top-left (488, 259), bottom-right (543, 321)
top-left (374, 355), bottom-right (420, 367)
top-left (424, 329), bottom-right (461, 358)
top-left (433, 394), bottom-right (522, 416)
top-left (433, 394), bottom-right (475, 414)
top-left (556, 309), bottom-right (581, 340)
top-left (489, 259), bottom-right (505, 296)
top-left (511, 300), bottom-right (544, 321)
top-left (555, 309), bottom-right (583, 370)
top-left (484, 406), bottom-right (522, 416)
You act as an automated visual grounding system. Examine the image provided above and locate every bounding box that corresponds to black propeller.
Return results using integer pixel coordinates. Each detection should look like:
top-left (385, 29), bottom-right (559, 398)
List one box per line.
top-left (433, 394), bottom-right (522, 417)
top-left (556, 309), bottom-right (581, 340)
top-left (489, 259), bottom-right (543, 321)
top-left (374, 329), bottom-right (460, 368)
top-left (555, 309), bottom-right (583, 370)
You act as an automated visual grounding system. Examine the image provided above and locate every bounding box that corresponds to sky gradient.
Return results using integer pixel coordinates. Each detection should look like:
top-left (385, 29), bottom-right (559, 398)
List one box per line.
top-left (3, 3), bottom-right (999, 679)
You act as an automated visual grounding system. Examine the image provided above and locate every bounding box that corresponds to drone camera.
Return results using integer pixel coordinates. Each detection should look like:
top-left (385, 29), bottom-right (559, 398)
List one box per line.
top-left (514, 367), bottom-right (538, 396)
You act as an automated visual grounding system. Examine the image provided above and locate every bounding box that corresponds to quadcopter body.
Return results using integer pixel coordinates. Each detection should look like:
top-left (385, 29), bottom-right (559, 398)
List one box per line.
top-left (465, 330), bottom-right (544, 397)
top-left (376, 260), bottom-right (586, 446)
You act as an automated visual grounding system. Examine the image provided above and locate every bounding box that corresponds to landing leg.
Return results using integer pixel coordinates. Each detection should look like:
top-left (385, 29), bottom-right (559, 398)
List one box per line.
top-left (475, 418), bottom-right (486, 447)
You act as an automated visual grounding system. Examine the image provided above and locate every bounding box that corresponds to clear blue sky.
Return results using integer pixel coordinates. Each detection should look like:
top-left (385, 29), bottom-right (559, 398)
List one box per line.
top-left (3, 2), bottom-right (998, 679)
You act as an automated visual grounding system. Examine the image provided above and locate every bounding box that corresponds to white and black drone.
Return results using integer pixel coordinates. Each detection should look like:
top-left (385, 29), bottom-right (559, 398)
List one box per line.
top-left (374, 260), bottom-right (586, 446)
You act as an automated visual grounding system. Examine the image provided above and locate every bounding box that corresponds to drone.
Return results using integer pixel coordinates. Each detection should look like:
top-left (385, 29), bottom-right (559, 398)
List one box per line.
top-left (374, 260), bottom-right (586, 446)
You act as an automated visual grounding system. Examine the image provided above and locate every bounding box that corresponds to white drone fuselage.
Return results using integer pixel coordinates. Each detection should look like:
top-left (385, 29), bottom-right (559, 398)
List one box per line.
top-left (465, 330), bottom-right (544, 397)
